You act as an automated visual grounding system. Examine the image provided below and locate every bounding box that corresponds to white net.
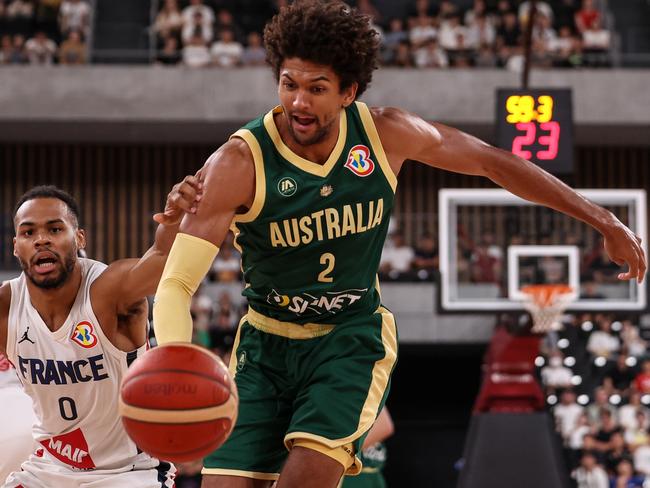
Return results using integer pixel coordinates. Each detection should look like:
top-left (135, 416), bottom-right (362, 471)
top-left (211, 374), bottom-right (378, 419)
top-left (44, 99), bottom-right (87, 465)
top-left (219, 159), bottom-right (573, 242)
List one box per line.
top-left (521, 285), bottom-right (577, 334)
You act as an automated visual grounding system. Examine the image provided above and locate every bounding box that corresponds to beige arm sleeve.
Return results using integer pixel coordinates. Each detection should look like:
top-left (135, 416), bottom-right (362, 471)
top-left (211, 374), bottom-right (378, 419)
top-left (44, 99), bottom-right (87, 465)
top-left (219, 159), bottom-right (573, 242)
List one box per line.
top-left (152, 233), bottom-right (219, 344)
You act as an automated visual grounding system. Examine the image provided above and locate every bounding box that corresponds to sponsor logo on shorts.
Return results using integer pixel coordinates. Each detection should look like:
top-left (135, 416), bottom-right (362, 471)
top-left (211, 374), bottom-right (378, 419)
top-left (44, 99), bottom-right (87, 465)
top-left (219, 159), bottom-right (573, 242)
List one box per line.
top-left (344, 145), bottom-right (375, 177)
top-left (70, 321), bottom-right (98, 349)
top-left (41, 428), bottom-right (96, 470)
top-left (266, 288), bottom-right (367, 315)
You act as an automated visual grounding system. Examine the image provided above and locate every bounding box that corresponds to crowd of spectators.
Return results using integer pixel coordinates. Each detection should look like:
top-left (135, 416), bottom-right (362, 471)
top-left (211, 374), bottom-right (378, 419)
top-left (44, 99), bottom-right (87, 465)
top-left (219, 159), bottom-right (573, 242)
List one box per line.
top-left (0, 0), bottom-right (91, 65)
top-left (537, 313), bottom-right (650, 487)
top-left (152, 0), bottom-right (613, 69)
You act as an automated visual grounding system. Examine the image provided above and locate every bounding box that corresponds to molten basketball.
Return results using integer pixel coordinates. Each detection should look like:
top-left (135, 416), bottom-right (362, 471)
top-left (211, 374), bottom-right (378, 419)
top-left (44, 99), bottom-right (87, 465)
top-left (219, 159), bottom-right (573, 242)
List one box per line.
top-left (119, 343), bottom-right (238, 463)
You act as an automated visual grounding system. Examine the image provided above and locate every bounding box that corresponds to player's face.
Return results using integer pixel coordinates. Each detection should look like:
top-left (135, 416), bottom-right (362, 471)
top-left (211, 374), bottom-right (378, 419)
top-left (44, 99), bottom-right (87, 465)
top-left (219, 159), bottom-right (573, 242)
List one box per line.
top-left (13, 198), bottom-right (85, 290)
top-left (278, 58), bottom-right (357, 146)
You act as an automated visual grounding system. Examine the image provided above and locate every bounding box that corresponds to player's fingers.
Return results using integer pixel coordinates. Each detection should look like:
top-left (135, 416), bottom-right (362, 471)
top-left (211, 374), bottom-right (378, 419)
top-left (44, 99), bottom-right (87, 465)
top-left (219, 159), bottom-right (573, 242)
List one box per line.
top-left (637, 248), bottom-right (647, 284)
top-left (153, 212), bottom-right (169, 224)
top-left (618, 251), bottom-right (640, 281)
top-left (176, 183), bottom-right (199, 202)
top-left (183, 174), bottom-right (203, 191)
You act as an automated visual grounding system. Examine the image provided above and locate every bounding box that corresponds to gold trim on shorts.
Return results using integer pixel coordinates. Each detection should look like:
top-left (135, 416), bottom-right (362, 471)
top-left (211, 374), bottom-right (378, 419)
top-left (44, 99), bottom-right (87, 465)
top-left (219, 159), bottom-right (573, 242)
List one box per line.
top-left (201, 468), bottom-right (280, 480)
top-left (246, 307), bottom-right (334, 339)
top-left (287, 436), bottom-right (361, 476)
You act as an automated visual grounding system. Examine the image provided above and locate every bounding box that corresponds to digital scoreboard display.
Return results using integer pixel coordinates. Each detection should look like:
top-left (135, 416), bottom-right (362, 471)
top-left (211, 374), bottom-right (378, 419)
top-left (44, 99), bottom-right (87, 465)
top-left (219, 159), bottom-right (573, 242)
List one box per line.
top-left (496, 88), bottom-right (573, 174)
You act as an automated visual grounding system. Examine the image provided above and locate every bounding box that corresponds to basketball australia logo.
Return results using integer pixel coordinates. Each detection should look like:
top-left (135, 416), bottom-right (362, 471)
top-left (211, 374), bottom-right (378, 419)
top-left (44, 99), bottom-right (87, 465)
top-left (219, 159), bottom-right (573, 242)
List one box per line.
top-left (277, 177), bottom-right (297, 197)
top-left (344, 144), bottom-right (375, 177)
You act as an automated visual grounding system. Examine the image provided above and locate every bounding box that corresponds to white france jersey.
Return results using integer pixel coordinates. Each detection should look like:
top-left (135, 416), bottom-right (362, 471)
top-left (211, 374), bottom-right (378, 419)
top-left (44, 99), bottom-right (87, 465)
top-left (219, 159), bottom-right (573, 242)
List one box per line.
top-left (5, 258), bottom-right (152, 471)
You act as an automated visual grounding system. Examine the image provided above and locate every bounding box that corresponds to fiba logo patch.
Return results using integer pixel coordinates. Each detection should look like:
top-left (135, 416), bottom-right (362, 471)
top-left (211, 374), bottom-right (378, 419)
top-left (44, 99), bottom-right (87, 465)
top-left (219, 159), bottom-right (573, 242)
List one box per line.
top-left (70, 321), bottom-right (98, 349)
top-left (344, 145), bottom-right (375, 177)
top-left (277, 177), bottom-right (297, 197)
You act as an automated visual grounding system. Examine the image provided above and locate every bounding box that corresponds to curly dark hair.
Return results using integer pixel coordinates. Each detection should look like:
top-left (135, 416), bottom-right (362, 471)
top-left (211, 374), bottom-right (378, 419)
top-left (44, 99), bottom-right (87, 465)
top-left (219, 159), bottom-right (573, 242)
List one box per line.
top-left (264, 0), bottom-right (380, 98)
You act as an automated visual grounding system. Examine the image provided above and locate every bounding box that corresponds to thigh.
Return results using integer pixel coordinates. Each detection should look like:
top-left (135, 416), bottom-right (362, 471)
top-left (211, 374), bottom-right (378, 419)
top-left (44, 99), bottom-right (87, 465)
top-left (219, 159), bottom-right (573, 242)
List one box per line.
top-left (0, 387), bottom-right (37, 483)
top-left (202, 321), bottom-right (291, 481)
top-left (286, 308), bottom-right (398, 475)
top-left (201, 474), bottom-right (273, 488)
top-left (277, 446), bottom-right (344, 488)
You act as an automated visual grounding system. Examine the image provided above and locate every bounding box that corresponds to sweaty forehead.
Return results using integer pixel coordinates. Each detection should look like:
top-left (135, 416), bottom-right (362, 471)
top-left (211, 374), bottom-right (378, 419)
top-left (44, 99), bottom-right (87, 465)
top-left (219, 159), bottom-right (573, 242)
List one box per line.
top-left (15, 198), bottom-right (74, 227)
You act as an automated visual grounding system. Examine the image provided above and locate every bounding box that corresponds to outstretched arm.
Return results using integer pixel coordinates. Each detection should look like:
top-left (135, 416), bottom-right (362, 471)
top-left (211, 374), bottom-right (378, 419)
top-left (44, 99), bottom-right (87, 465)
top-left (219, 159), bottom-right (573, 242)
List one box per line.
top-left (152, 138), bottom-right (255, 344)
top-left (91, 175), bottom-right (204, 316)
top-left (373, 107), bottom-right (646, 283)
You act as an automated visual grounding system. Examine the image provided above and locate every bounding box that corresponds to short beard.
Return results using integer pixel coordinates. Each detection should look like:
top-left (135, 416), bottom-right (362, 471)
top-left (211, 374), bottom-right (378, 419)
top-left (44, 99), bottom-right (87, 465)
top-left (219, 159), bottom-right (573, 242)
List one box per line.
top-left (21, 249), bottom-right (76, 290)
top-left (287, 115), bottom-right (337, 147)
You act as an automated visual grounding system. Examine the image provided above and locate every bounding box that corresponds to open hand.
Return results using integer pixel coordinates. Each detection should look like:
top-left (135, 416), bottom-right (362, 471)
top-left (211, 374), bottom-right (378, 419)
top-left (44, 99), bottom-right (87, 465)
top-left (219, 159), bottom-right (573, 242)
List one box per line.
top-left (153, 175), bottom-right (203, 226)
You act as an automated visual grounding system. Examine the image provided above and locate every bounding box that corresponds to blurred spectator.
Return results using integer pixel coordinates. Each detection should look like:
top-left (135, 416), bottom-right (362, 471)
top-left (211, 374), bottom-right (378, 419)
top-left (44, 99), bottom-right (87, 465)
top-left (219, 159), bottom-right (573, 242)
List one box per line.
top-left (610, 459), bottom-right (645, 487)
top-left (413, 232), bottom-right (438, 278)
top-left (210, 28), bottom-right (243, 68)
top-left (586, 317), bottom-right (620, 359)
top-left (538, 255), bottom-right (566, 284)
top-left (573, 451), bottom-right (608, 488)
top-left (182, 34), bottom-right (210, 68)
top-left (619, 391), bottom-right (650, 432)
top-left (554, 389), bottom-right (584, 441)
top-left (620, 320), bottom-right (647, 358)
top-left (466, 13), bottom-right (496, 50)
top-left (609, 356), bottom-right (637, 394)
top-left (464, 0), bottom-right (489, 27)
top-left (587, 387), bottom-right (618, 428)
top-left (594, 409), bottom-right (621, 451)
top-left (469, 234), bottom-right (502, 284)
top-left (438, 14), bottom-right (467, 51)
top-left (181, 0), bottom-right (215, 37)
top-left (210, 235), bottom-right (241, 282)
top-left (380, 231), bottom-right (415, 279)
top-left (582, 17), bottom-right (610, 66)
top-left (241, 31), bottom-right (265, 66)
top-left (393, 40), bottom-right (413, 67)
top-left (496, 11), bottom-right (521, 66)
top-left (568, 412), bottom-right (591, 451)
top-left (583, 239), bottom-right (620, 283)
top-left (409, 14), bottom-right (437, 49)
top-left (214, 8), bottom-right (244, 45)
top-left (182, 10), bottom-right (213, 45)
top-left (541, 350), bottom-right (573, 389)
top-left (624, 410), bottom-right (650, 449)
top-left (25, 30), bottom-right (56, 64)
top-left (634, 437), bottom-right (650, 477)
top-left (381, 18), bottom-right (408, 65)
top-left (407, 0), bottom-right (437, 24)
top-left (58, 0), bottom-right (89, 38)
top-left (0, 34), bottom-right (12, 63)
top-left (156, 36), bottom-right (181, 65)
top-left (190, 285), bottom-right (213, 347)
top-left (605, 432), bottom-right (632, 475)
top-left (58, 28), bottom-right (84, 64)
top-left (475, 43), bottom-right (498, 67)
top-left (437, 0), bottom-right (457, 19)
top-left (153, 0), bottom-right (183, 46)
top-left (413, 37), bottom-right (448, 68)
top-left (9, 33), bottom-right (28, 63)
top-left (574, 0), bottom-right (600, 34)
top-left (634, 361), bottom-right (650, 394)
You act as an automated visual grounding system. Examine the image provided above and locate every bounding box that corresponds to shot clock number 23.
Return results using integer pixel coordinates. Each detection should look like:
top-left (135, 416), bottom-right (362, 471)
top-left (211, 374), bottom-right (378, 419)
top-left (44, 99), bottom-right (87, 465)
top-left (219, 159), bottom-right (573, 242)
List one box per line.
top-left (496, 89), bottom-right (574, 174)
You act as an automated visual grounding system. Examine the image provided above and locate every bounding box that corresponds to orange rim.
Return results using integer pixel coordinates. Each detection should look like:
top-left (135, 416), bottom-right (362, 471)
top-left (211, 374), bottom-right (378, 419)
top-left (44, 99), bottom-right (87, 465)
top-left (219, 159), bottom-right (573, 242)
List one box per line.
top-left (521, 284), bottom-right (574, 307)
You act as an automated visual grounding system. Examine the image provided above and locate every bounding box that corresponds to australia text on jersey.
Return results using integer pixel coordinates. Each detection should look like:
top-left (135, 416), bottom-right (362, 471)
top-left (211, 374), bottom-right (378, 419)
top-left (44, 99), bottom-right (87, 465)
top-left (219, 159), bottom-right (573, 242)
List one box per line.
top-left (269, 198), bottom-right (384, 248)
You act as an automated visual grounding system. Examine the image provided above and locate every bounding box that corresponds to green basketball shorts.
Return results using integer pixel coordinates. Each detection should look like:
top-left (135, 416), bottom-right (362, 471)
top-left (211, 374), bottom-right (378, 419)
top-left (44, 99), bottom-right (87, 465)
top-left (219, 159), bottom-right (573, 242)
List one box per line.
top-left (202, 306), bottom-right (398, 481)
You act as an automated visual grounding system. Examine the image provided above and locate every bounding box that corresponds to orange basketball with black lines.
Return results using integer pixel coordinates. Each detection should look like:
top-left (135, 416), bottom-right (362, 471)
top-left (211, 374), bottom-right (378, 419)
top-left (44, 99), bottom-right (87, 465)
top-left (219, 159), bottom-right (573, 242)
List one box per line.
top-left (119, 343), bottom-right (238, 462)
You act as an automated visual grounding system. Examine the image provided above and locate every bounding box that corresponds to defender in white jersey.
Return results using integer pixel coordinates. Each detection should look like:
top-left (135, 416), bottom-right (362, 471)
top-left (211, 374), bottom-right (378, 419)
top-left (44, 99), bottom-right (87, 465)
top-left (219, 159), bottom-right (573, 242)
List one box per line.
top-left (0, 180), bottom-right (202, 488)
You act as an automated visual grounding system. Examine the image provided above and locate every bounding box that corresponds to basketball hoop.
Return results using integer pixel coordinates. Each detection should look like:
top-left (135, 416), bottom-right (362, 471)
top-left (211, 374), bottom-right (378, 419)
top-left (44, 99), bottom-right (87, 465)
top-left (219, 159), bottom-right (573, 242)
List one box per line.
top-left (520, 284), bottom-right (577, 334)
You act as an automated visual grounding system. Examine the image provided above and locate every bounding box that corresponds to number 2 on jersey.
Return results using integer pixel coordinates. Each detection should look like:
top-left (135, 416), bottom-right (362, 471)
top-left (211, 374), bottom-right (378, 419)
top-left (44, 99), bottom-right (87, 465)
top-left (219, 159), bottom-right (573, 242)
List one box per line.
top-left (318, 253), bottom-right (335, 283)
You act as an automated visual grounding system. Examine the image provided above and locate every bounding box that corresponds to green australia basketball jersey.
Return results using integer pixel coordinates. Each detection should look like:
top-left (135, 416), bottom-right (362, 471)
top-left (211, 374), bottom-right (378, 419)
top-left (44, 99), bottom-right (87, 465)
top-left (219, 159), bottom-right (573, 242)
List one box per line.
top-left (230, 101), bottom-right (397, 325)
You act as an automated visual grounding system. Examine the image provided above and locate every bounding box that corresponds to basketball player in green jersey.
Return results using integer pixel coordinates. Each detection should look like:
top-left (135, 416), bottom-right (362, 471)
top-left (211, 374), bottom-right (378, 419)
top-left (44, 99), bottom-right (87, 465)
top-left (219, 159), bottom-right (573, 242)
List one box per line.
top-left (151, 1), bottom-right (646, 487)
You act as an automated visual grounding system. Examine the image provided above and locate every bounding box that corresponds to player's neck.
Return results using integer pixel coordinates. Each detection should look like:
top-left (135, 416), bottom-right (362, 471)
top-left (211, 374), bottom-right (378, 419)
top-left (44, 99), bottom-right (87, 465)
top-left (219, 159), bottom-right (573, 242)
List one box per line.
top-left (275, 111), bottom-right (340, 165)
top-left (26, 262), bottom-right (83, 331)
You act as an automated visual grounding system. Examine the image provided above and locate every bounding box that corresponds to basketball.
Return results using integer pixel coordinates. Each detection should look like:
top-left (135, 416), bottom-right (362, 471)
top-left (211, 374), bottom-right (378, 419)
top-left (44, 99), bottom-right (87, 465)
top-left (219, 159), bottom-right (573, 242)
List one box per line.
top-left (119, 343), bottom-right (238, 463)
